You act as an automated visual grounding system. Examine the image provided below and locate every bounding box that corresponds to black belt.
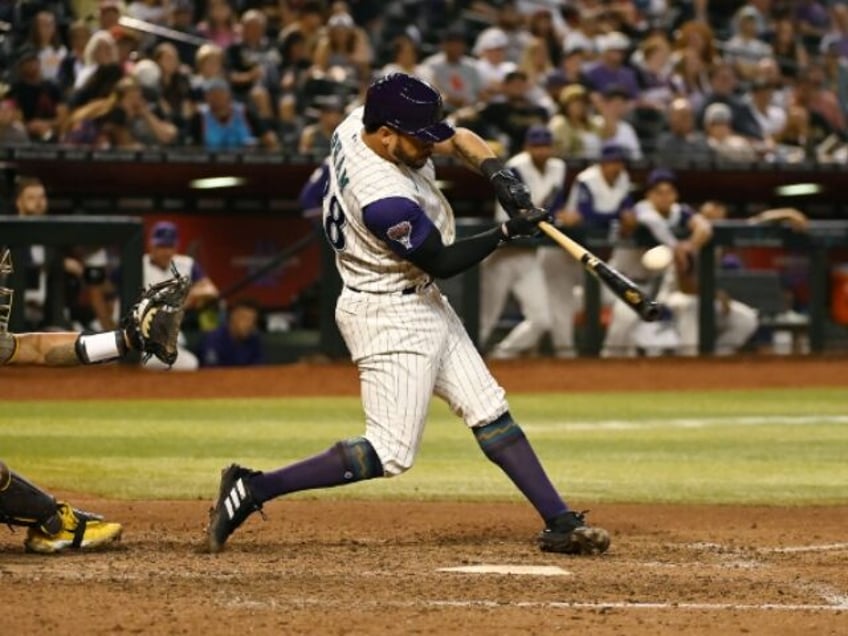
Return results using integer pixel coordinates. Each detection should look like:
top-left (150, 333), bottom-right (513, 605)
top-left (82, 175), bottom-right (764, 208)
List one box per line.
top-left (347, 282), bottom-right (432, 295)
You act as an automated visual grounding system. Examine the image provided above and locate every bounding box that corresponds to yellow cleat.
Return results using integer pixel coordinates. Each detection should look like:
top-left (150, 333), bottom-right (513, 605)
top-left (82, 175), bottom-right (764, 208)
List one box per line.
top-left (24, 503), bottom-right (123, 554)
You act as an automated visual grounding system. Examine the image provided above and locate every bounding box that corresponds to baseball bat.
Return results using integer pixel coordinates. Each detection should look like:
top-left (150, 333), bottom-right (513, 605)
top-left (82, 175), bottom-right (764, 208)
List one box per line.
top-left (538, 221), bottom-right (663, 322)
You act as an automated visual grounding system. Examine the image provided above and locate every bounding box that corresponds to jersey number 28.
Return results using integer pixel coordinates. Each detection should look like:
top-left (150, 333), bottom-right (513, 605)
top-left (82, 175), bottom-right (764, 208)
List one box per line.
top-left (324, 195), bottom-right (347, 251)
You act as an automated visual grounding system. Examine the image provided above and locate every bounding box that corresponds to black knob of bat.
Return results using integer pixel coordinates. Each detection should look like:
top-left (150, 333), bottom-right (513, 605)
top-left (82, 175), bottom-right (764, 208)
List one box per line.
top-left (641, 301), bottom-right (665, 322)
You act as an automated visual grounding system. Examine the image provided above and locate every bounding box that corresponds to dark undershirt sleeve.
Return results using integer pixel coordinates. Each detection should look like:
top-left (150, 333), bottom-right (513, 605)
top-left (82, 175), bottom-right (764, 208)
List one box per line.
top-left (363, 197), bottom-right (506, 279)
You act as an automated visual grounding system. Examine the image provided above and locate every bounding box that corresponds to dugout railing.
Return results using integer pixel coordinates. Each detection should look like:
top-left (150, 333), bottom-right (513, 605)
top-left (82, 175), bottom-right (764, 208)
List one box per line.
top-left (0, 216), bottom-right (144, 333)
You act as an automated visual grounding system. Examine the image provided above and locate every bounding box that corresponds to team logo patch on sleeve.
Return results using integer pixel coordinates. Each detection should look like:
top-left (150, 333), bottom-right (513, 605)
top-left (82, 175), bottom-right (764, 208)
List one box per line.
top-left (387, 221), bottom-right (414, 249)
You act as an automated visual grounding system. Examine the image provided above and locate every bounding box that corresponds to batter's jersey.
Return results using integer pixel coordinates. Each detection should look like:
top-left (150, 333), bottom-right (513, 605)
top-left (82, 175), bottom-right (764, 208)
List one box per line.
top-left (323, 106), bottom-right (455, 293)
top-left (494, 153), bottom-right (566, 222)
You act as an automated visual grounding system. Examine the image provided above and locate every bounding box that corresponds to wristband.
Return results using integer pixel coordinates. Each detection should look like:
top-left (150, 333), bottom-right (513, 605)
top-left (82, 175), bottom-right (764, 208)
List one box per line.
top-left (75, 330), bottom-right (128, 365)
top-left (480, 158), bottom-right (505, 181)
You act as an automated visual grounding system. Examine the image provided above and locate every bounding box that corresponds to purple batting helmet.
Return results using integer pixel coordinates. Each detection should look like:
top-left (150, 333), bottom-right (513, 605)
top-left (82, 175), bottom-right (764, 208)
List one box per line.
top-left (363, 73), bottom-right (455, 142)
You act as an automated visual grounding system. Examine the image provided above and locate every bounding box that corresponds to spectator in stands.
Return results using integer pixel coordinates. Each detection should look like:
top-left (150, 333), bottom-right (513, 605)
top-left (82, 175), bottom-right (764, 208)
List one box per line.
top-left (278, 30), bottom-right (313, 96)
top-left (0, 97), bottom-right (30, 145)
top-left (9, 48), bottom-right (66, 143)
top-left (704, 102), bottom-right (758, 162)
top-left (423, 27), bottom-right (482, 113)
top-left (723, 6), bottom-right (774, 82)
top-left (795, 0), bottom-right (831, 44)
top-left (792, 63), bottom-right (846, 139)
top-left (190, 77), bottom-right (277, 150)
top-left (226, 9), bottom-right (281, 120)
top-left (484, 0), bottom-right (531, 64)
top-left (539, 142), bottom-right (636, 358)
top-left (73, 29), bottom-right (119, 93)
top-left (558, 41), bottom-right (588, 85)
top-left (153, 42), bottom-right (194, 136)
top-left (549, 83), bottom-right (602, 159)
top-left (98, 0), bottom-right (122, 31)
top-left (745, 77), bottom-right (787, 148)
top-left (466, 70), bottom-right (549, 155)
top-left (731, 1), bottom-right (770, 38)
top-left (190, 43), bottom-right (225, 99)
top-left (528, 8), bottom-right (562, 67)
top-left (517, 37), bottom-right (556, 113)
top-left (57, 21), bottom-right (92, 97)
top-left (277, 0), bottom-right (325, 62)
top-left (770, 16), bottom-right (809, 80)
top-left (654, 96), bottom-right (713, 165)
top-left (164, 0), bottom-right (202, 66)
top-left (277, 93), bottom-right (303, 150)
top-left (28, 10), bottom-right (66, 85)
top-left (822, 4), bottom-right (848, 60)
top-left (632, 33), bottom-right (675, 112)
top-left (584, 31), bottom-right (640, 100)
top-left (198, 298), bottom-right (265, 367)
top-left (63, 76), bottom-right (177, 148)
top-left (312, 11), bottom-right (373, 85)
top-left (593, 84), bottom-right (643, 160)
top-left (698, 63), bottom-right (761, 139)
top-left (474, 27), bottom-right (517, 99)
top-left (198, 0), bottom-right (239, 49)
top-left (298, 95), bottom-right (344, 157)
top-left (378, 34), bottom-right (433, 84)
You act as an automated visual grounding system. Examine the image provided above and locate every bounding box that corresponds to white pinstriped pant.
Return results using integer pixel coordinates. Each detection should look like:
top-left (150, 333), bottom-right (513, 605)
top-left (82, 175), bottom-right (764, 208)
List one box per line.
top-left (335, 285), bottom-right (509, 476)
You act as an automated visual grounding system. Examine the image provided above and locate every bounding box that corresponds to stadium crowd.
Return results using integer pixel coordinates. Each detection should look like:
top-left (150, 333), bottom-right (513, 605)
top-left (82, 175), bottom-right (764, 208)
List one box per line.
top-left (1, 0), bottom-right (848, 163)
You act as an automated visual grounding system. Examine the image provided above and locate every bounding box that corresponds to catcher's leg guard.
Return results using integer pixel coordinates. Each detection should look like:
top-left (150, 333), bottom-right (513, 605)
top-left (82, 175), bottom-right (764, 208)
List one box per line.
top-left (0, 462), bottom-right (63, 535)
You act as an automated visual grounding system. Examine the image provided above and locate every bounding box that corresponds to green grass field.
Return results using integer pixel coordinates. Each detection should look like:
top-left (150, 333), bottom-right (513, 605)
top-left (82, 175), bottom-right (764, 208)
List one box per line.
top-left (2, 388), bottom-right (846, 505)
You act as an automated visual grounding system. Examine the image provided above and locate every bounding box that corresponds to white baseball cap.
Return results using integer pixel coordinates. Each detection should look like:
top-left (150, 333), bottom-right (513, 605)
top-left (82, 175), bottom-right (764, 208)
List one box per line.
top-left (473, 27), bottom-right (509, 55)
top-left (598, 31), bottom-right (630, 53)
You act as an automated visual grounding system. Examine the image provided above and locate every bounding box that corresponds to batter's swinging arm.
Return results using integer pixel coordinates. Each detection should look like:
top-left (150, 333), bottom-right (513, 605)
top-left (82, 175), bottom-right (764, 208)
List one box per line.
top-left (537, 220), bottom-right (662, 322)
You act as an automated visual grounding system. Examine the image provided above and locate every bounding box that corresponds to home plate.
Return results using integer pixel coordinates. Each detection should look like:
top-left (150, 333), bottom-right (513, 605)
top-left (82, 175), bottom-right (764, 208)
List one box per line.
top-left (438, 565), bottom-right (572, 576)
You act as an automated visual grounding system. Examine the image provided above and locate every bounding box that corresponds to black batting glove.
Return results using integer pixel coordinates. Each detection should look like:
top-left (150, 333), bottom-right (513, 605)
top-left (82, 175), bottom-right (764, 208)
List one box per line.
top-left (481, 158), bottom-right (533, 219)
top-left (501, 207), bottom-right (550, 240)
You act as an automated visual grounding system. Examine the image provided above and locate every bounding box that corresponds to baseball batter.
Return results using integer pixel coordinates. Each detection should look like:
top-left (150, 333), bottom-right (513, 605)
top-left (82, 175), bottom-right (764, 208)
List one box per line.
top-left (207, 73), bottom-right (609, 556)
top-left (478, 125), bottom-right (560, 359)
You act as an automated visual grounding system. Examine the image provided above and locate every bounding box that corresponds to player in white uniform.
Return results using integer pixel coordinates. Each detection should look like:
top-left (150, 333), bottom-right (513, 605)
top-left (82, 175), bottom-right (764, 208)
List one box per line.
top-left (479, 125), bottom-right (561, 359)
top-left (538, 143), bottom-right (636, 357)
top-left (128, 221), bottom-right (218, 370)
top-left (623, 170), bottom-right (758, 356)
top-left (207, 73), bottom-right (610, 556)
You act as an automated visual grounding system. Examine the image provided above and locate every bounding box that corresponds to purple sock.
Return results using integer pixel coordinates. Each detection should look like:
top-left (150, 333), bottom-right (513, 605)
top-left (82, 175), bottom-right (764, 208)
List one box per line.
top-left (475, 414), bottom-right (568, 523)
top-left (249, 445), bottom-right (349, 503)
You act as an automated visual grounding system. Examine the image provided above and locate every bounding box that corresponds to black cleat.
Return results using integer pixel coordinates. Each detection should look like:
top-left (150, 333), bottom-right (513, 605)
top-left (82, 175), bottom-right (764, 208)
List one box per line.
top-left (538, 510), bottom-right (610, 555)
top-left (207, 464), bottom-right (264, 553)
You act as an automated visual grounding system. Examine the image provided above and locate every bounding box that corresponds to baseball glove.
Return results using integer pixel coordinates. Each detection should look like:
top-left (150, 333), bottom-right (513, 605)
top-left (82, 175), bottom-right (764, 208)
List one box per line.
top-left (123, 264), bottom-right (190, 366)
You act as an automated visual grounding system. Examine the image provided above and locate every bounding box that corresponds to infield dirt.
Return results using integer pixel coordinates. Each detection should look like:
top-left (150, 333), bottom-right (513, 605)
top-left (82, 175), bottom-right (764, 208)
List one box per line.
top-left (2, 357), bottom-right (847, 635)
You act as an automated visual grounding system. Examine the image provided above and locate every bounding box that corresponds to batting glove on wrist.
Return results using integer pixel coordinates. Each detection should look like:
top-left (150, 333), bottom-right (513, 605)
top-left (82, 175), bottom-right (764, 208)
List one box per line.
top-left (501, 207), bottom-right (550, 240)
top-left (481, 158), bottom-right (533, 219)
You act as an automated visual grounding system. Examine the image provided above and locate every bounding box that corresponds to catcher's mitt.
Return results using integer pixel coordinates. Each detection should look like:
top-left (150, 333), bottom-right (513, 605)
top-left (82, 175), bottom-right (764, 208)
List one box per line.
top-left (123, 263), bottom-right (190, 366)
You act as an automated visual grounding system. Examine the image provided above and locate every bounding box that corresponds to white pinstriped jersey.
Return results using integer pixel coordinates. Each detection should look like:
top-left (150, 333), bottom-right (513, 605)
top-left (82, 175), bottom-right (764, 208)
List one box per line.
top-left (323, 107), bottom-right (455, 293)
top-left (493, 153), bottom-right (566, 222)
top-left (143, 254), bottom-right (197, 286)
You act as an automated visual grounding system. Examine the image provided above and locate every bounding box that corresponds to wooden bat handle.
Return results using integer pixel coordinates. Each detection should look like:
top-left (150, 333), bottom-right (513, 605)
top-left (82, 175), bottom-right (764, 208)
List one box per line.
top-left (538, 221), bottom-right (587, 261)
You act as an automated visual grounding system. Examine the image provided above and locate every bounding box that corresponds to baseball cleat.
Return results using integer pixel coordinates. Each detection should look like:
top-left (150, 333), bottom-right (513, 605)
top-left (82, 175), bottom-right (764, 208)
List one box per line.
top-left (538, 510), bottom-right (610, 555)
top-left (207, 463), bottom-right (264, 553)
top-left (24, 503), bottom-right (123, 554)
